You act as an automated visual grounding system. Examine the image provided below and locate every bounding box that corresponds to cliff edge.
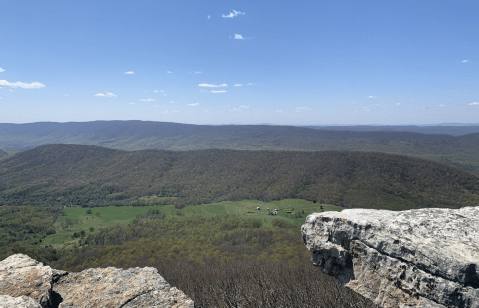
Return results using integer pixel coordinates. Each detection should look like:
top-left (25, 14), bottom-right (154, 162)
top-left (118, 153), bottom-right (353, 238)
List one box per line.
top-left (301, 207), bottom-right (479, 308)
top-left (0, 254), bottom-right (194, 308)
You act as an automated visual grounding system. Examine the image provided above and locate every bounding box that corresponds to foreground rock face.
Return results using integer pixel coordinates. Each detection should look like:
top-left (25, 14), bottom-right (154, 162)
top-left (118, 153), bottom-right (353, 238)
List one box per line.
top-left (301, 207), bottom-right (479, 308)
top-left (0, 254), bottom-right (194, 308)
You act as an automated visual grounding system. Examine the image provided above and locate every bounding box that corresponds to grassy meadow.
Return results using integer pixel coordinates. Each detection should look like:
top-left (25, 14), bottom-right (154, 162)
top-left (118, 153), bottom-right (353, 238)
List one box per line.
top-left (43, 199), bottom-right (342, 248)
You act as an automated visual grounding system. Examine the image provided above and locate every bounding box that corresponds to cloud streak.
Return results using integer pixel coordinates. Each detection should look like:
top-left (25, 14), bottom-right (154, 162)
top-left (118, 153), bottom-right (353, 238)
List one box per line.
top-left (470, 102), bottom-right (479, 105)
top-left (188, 103), bottom-right (199, 106)
top-left (234, 34), bottom-right (244, 40)
top-left (222, 10), bottom-right (245, 18)
top-left (124, 71), bottom-right (134, 74)
top-left (462, 60), bottom-right (469, 63)
top-left (0, 68), bottom-right (4, 72)
top-left (140, 98), bottom-right (155, 102)
top-left (211, 90), bottom-right (226, 93)
top-left (0, 80), bottom-right (45, 89)
top-left (198, 83), bottom-right (228, 88)
top-left (95, 92), bottom-right (116, 97)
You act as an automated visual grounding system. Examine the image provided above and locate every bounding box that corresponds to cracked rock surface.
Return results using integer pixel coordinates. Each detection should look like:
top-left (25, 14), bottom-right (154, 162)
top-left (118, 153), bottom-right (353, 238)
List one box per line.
top-left (301, 207), bottom-right (479, 308)
top-left (0, 254), bottom-right (194, 308)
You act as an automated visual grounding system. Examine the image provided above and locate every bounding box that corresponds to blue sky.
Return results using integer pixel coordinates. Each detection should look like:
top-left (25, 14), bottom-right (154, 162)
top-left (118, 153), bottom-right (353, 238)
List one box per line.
top-left (0, 0), bottom-right (478, 125)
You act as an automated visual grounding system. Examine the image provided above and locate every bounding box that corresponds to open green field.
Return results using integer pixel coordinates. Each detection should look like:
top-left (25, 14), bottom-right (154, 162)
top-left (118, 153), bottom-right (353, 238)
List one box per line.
top-left (43, 199), bottom-right (343, 248)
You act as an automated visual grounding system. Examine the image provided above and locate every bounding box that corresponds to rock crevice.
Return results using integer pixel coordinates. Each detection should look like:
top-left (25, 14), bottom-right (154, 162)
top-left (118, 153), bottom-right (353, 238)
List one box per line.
top-left (0, 254), bottom-right (194, 308)
top-left (301, 207), bottom-right (479, 308)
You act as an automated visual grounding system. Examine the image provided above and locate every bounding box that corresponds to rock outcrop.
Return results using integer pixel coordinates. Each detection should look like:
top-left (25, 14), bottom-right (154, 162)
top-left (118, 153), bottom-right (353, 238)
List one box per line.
top-left (0, 254), bottom-right (194, 308)
top-left (301, 207), bottom-right (479, 308)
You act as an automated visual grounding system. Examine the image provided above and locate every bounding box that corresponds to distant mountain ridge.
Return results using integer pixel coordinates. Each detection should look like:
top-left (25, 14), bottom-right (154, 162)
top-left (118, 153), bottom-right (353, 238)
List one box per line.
top-left (1, 144), bottom-right (478, 210)
top-left (304, 124), bottom-right (479, 136)
top-left (0, 121), bottom-right (478, 153)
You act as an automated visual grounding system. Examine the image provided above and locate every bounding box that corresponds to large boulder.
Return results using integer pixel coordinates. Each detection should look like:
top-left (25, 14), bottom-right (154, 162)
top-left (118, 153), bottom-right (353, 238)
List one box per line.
top-left (0, 254), bottom-right (194, 308)
top-left (0, 254), bottom-right (65, 307)
top-left (301, 207), bottom-right (479, 308)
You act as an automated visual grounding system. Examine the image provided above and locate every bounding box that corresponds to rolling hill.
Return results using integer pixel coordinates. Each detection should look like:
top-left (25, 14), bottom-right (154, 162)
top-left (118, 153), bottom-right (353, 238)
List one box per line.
top-left (0, 121), bottom-right (478, 153)
top-left (1, 144), bottom-right (478, 210)
top-left (2, 121), bottom-right (479, 176)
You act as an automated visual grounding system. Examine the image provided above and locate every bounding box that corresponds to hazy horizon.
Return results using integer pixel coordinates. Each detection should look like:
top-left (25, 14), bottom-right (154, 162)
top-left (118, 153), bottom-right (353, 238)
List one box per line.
top-left (1, 1), bottom-right (477, 125)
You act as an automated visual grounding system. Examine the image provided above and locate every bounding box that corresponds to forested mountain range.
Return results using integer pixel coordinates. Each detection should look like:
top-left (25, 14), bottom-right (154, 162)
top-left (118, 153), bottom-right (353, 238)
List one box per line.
top-left (1, 144), bottom-right (478, 210)
top-left (1, 121), bottom-right (478, 153)
top-left (305, 124), bottom-right (479, 136)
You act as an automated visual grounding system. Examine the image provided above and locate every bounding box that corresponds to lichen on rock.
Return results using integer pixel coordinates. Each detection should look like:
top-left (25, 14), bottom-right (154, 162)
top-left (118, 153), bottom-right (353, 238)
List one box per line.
top-left (301, 207), bottom-right (479, 308)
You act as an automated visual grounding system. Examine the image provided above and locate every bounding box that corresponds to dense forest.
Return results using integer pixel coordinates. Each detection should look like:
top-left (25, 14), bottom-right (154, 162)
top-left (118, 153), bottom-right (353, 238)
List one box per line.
top-left (1, 144), bottom-right (478, 210)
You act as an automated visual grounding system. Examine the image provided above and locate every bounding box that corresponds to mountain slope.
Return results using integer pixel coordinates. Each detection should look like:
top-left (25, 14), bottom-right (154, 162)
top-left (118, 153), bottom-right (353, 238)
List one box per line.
top-left (0, 121), bottom-right (478, 153)
top-left (0, 149), bottom-right (10, 160)
top-left (1, 144), bottom-right (478, 210)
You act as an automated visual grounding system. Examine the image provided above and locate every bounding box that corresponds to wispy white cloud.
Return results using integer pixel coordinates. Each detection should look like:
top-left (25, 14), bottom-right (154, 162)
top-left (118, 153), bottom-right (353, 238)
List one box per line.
top-left (211, 90), bottom-right (227, 93)
top-left (95, 92), bottom-right (116, 97)
top-left (234, 34), bottom-right (244, 40)
top-left (124, 71), bottom-right (134, 74)
top-left (188, 103), bottom-right (199, 106)
top-left (247, 83), bottom-right (255, 85)
top-left (438, 104), bottom-right (446, 107)
top-left (240, 105), bottom-right (249, 108)
top-left (194, 71), bottom-right (202, 74)
top-left (296, 107), bottom-right (312, 111)
top-left (129, 103), bottom-right (135, 105)
top-left (234, 84), bottom-right (243, 87)
top-left (169, 101), bottom-right (176, 104)
top-left (164, 110), bottom-right (179, 113)
top-left (470, 102), bottom-right (479, 105)
top-left (222, 10), bottom-right (245, 18)
top-left (368, 95), bottom-right (377, 99)
top-left (199, 83), bottom-right (228, 88)
top-left (167, 71), bottom-right (173, 74)
top-left (207, 15), bottom-right (211, 19)
top-left (140, 98), bottom-right (155, 102)
top-left (276, 110), bottom-right (283, 112)
top-left (0, 68), bottom-right (5, 72)
top-left (0, 80), bottom-right (45, 89)
top-left (462, 60), bottom-right (469, 63)
top-left (396, 103), bottom-right (401, 105)
top-left (154, 90), bottom-right (158, 93)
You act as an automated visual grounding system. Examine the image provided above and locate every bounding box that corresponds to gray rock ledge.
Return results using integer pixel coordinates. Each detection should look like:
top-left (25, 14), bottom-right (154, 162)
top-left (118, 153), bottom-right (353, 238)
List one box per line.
top-left (301, 207), bottom-right (479, 308)
top-left (0, 254), bottom-right (194, 308)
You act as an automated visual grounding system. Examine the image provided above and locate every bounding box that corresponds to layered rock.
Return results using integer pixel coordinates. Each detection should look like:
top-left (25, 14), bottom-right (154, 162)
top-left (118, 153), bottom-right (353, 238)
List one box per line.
top-left (301, 207), bottom-right (479, 308)
top-left (0, 254), bottom-right (194, 308)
